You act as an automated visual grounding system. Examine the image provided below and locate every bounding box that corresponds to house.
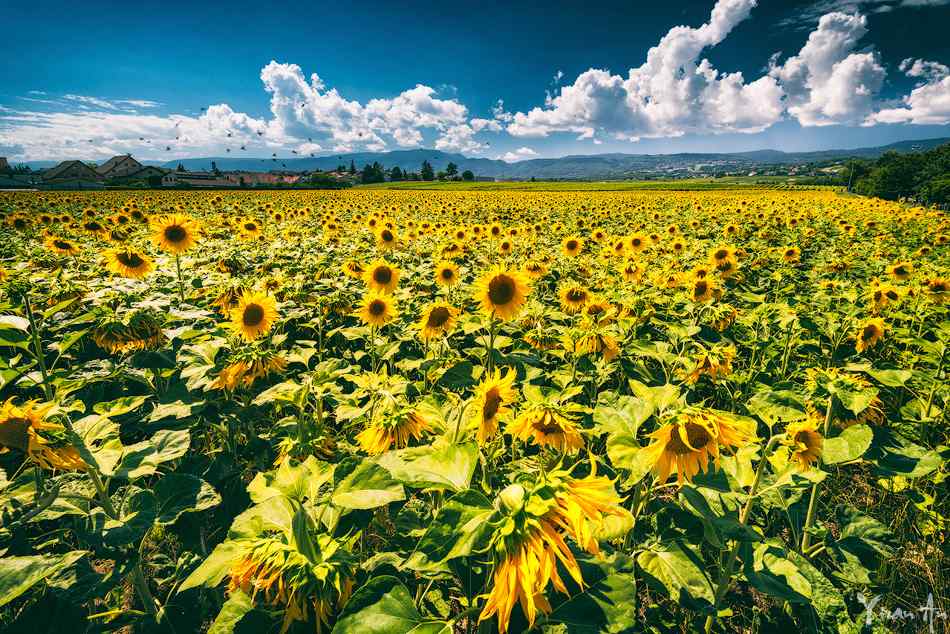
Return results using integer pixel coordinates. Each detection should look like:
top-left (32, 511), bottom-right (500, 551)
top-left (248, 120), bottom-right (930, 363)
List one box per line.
top-left (0, 157), bottom-right (10, 173)
top-left (161, 171), bottom-right (232, 187)
top-left (42, 160), bottom-right (100, 182)
top-left (96, 154), bottom-right (143, 179)
top-left (113, 165), bottom-right (168, 183)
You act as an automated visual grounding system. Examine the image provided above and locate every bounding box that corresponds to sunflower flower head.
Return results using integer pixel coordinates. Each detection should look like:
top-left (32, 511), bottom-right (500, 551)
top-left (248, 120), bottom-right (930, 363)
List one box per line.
top-left (467, 367), bottom-right (518, 444)
top-left (356, 401), bottom-right (433, 455)
top-left (784, 417), bottom-right (823, 470)
top-left (229, 291), bottom-right (279, 342)
top-left (151, 213), bottom-right (199, 254)
top-left (0, 399), bottom-right (85, 471)
top-left (417, 301), bottom-right (459, 341)
top-left (473, 267), bottom-right (530, 321)
top-left (507, 389), bottom-right (585, 454)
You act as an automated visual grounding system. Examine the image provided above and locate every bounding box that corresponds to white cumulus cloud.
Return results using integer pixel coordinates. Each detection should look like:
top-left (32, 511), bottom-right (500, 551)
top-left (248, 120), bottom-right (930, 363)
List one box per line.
top-left (498, 147), bottom-right (539, 162)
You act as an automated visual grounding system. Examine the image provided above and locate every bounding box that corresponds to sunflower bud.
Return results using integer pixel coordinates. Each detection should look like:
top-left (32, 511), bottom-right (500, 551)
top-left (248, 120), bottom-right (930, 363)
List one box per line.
top-left (499, 483), bottom-right (526, 513)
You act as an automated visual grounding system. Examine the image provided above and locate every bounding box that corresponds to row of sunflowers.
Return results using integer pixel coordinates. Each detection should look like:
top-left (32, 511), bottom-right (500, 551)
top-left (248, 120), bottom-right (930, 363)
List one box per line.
top-left (0, 188), bottom-right (947, 633)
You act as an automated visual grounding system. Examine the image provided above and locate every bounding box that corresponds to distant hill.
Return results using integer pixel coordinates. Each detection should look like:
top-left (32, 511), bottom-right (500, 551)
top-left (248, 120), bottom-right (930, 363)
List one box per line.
top-left (16, 137), bottom-right (949, 180)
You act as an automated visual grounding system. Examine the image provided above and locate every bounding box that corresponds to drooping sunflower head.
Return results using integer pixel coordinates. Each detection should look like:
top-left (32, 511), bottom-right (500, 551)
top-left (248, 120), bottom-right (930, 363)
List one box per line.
top-left (417, 302), bottom-right (459, 341)
top-left (105, 247), bottom-right (154, 279)
top-left (434, 260), bottom-right (459, 287)
top-left (363, 259), bottom-right (400, 294)
top-left (376, 227), bottom-right (397, 250)
top-left (45, 236), bottom-right (80, 256)
top-left (926, 277), bottom-right (949, 302)
top-left (521, 260), bottom-right (547, 280)
top-left (784, 418), bottom-right (823, 470)
top-left (356, 402), bottom-right (433, 454)
top-left (467, 367), bottom-right (518, 445)
top-left (508, 400), bottom-right (585, 454)
top-left (151, 213), bottom-right (199, 254)
top-left (0, 399), bottom-right (85, 471)
top-left (358, 292), bottom-right (398, 327)
top-left (229, 291), bottom-right (279, 342)
top-left (689, 277), bottom-right (719, 303)
top-left (854, 317), bottom-right (885, 353)
top-left (341, 259), bottom-right (366, 279)
top-left (887, 261), bottom-right (912, 281)
top-left (473, 267), bottom-right (530, 321)
top-left (211, 347), bottom-right (287, 391)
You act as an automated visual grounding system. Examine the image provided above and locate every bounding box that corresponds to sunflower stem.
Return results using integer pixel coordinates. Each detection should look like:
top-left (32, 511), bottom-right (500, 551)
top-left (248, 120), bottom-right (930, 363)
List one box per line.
top-left (800, 396), bottom-right (834, 554)
top-left (486, 318), bottom-right (498, 374)
top-left (921, 345), bottom-right (945, 444)
top-left (174, 253), bottom-right (185, 303)
top-left (704, 435), bottom-right (778, 634)
top-left (23, 292), bottom-right (53, 402)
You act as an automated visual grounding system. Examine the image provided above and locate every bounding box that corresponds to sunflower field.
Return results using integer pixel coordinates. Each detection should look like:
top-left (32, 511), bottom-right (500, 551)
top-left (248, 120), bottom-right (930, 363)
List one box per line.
top-left (0, 188), bottom-right (947, 633)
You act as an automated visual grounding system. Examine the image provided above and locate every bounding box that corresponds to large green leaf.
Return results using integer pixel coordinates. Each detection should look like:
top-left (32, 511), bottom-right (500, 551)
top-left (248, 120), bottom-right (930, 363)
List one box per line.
top-left (376, 441), bottom-right (477, 491)
top-left (111, 429), bottom-right (191, 480)
top-left (333, 576), bottom-right (449, 634)
top-left (178, 539), bottom-right (250, 593)
top-left (208, 589), bottom-right (254, 634)
top-left (404, 489), bottom-right (495, 572)
top-left (636, 541), bottom-right (714, 607)
top-left (742, 542), bottom-right (812, 603)
top-left (592, 394), bottom-right (653, 436)
top-left (92, 395), bottom-right (150, 418)
top-left (331, 459), bottom-right (405, 510)
top-left (153, 474), bottom-right (221, 525)
top-left (0, 315), bottom-right (30, 350)
top-left (746, 387), bottom-right (806, 426)
top-left (823, 424), bottom-right (873, 465)
top-left (866, 428), bottom-right (942, 479)
top-left (542, 571), bottom-right (639, 633)
top-left (0, 551), bottom-right (87, 607)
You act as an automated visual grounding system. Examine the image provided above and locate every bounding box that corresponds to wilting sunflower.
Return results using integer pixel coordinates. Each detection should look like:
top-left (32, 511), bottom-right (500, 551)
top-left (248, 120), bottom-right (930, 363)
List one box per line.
top-left (104, 247), bottom-right (154, 279)
top-left (211, 349), bottom-right (287, 391)
top-left (228, 529), bottom-right (357, 634)
top-left (925, 277), bottom-right (949, 303)
top-left (45, 236), bottom-right (80, 256)
top-left (522, 260), bottom-right (547, 280)
top-left (0, 399), bottom-right (85, 471)
top-left (642, 409), bottom-right (753, 484)
top-left (151, 213), bottom-right (199, 254)
top-left (784, 418), bottom-right (823, 470)
top-left (467, 367), bottom-right (517, 444)
top-left (341, 259), bottom-right (366, 279)
top-left (363, 259), bottom-right (400, 294)
top-left (561, 236), bottom-right (583, 257)
top-left (229, 291), bottom-right (279, 342)
top-left (356, 404), bottom-right (433, 454)
top-left (434, 260), bottom-right (459, 287)
top-left (709, 245), bottom-right (736, 269)
top-left (473, 267), bottom-right (530, 321)
top-left (417, 302), bottom-right (459, 341)
top-left (854, 317), bottom-right (885, 353)
top-left (689, 277), bottom-right (718, 303)
top-left (508, 402), bottom-right (584, 453)
top-left (682, 344), bottom-right (735, 384)
top-left (559, 285), bottom-right (590, 314)
top-left (358, 292), bottom-right (398, 327)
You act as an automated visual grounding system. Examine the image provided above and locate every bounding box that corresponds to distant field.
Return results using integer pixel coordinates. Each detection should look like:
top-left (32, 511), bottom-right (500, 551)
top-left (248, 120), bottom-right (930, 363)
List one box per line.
top-left (357, 177), bottom-right (843, 191)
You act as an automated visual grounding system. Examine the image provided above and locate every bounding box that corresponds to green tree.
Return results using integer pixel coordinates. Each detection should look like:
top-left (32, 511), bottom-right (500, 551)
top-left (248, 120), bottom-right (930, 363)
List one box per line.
top-left (389, 166), bottom-right (403, 181)
top-left (445, 162), bottom-right (458, 177)
top-left (461, 169), bottom-right (474, 181)
top-left (421, 160), bottom-right (435, 181)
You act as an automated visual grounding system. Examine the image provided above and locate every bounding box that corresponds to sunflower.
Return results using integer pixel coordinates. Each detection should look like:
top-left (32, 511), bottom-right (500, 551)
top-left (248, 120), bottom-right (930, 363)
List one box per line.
top-left (45, 236), bottom-right (80, 256)
top-left (682, 345), bottom-right (735, 383)
top-left (364, 259), bottom-right (400, 294)
top-left (508, 403), bottom-right (584, 453)
top-left (854, 317), bottom-right (885, 353)
top-left (561, 236), bottom-right (583, 257)
top-left (886, 261), bottom-right (912, 281)
top-left (239, 218), bottom-right (262, 239)
top-left (521, 260), bottom-right (547, 280)
top-left (376, 227), bottom-right (397, 250)
top-left (341, 259), bottom-right (366, 279)
top-left (151, 213), bottom-right (199, 254)
top-left (498, 239), bottom-right (513, 255)
top-left (642, 409), bottom-right (752, 485)
top-left (211, 350), bottom-right (287, 391)
top-left (627, 233), bottom-right (649, 252)
top-left (105, 247), bottom-right (154, 279)
top-left (559, 285), bottom-right (590, 314)
top-left (689, 277), bottom-right (718, 303)
top-left (473, 267), bottom-right (530, 321)
top-left (0, 399), bottom-right (85, 471)
top-left (620, 258), bottom-right (644, 282)
top-left (926, 277), bottom-right (949, 303)
top-left (782, 246), bottom-right (801, 263)
top-left (709, 246), bottom-right (736, 268)
top-left (358, 292), bottom-right (398, 327)
top-left (356, 405), bottom-right (432, 455)
top-left (417, 302), bottom-right (459, 341)
top-left (467, 367), bottom-right (517, 444)
top-left (434, 260), bottom-right (459, 287)
top-left (229, 291), bottom-right (278, 342)
top-left (869, 281), bottom-right (901, 312)
top-left (784, 418), bottom-right (823, 470)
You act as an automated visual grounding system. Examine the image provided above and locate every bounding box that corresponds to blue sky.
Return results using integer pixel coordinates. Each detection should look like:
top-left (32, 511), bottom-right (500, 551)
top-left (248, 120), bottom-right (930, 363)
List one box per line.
top-left (1, 0), bottom-right (949, 162)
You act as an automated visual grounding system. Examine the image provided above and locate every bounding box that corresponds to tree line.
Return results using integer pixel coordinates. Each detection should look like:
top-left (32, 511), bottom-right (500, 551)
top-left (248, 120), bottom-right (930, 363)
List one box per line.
top-left (847, 142), bottom-right (950, 204)
top-left (343, 160), bottom-right (476, 184)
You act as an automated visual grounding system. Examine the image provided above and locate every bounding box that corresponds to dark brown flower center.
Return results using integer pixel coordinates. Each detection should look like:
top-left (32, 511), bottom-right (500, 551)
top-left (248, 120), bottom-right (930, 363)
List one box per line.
top-left (164, 225), bottom-right (187, 243)
top-left (373, 267), bottom-right (392, 285)
top-left (426, 306), bottom-right (451, 328)
top-left (488, 276), bottom-right (516, 306)
top-left (369, 299), bottom-right (386, 316)
top-left (54, 240), bottom-right (72, 250)
top-left (714, 249), bottom-right (728, 260)
top-left (381, 230), bottom-right (394, 242)
top-left (566, 289), bottom-right (586, 303)
top-left (566, 240), bottom-right (578, 250)
top-left (117, 251), bottom-right (144, 267)
top-left (0, 417), bottom-right (30, 451)
top-left (243, 303), bottom-right (265, 326)
top-left (440, 268), bottom-right (454, 280)
top-left (482, 388), bottom-right (502, 421)
top-left (667, 422), bottom-right (712, 455)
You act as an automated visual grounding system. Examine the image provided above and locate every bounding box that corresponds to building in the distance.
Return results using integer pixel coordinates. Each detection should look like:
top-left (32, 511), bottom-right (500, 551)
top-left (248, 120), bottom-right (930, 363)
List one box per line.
top-left (41, 160), bottom-right (102, 188)
top-left (0, 157), bottom-right (10, 173)
top-left (96, 154), bottom-right (143, 180)
top-left (161, 171), bottom-right (232, 187)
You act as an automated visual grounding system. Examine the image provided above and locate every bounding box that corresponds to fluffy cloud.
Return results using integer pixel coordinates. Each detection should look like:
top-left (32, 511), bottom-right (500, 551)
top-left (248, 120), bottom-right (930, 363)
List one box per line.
top-left (498, 147), bottom-right (538, 162)
top-left (507, 0), bottom-right (785, 140)
top-left (866, 58), bottom-right (950, 124)
top-left (769, 12), bottom-right (885, 126)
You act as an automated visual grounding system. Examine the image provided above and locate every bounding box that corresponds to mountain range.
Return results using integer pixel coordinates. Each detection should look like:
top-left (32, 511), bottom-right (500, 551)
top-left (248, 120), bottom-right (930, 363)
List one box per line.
top-left (17, 137), bottom-right (949, 181)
